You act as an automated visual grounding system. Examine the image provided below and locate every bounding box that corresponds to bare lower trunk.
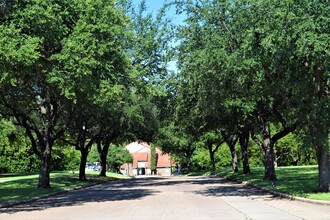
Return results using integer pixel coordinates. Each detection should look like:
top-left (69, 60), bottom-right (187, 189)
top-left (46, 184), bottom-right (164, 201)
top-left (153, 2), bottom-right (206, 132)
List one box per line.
top-left (38, 145), bottom-right (51, 188)
top-left (222, 133), bottom-right (238, 173)
top-left (229, 145), bottom-right (238, 173)
top-left (264, 145), bottom-right (276, 181)
top-left (207, 144), bottom-right (216, 171)
top-left (262, 123), bottom-right (276, 181)
top-left (239, 127), bottom-right (250, 174)
top-left (98, 141), bottom-right (110, 177)
top-left (99, 151), bottom-right (107, 176)
top-left (210, 151), bottom-right (216, 171)
top-left (79, 150), bottom-right (88, 181)
top-left (252, 116), bottom-right (276, 181)
top-left (316, 145), bottom-right (329, 192)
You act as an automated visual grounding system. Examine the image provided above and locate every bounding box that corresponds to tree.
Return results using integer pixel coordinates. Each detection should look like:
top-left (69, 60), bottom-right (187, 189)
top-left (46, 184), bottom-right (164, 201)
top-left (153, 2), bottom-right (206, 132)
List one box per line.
top-left (232, 0), bottom-right (329, 188)
top-left (0, 0), bottom-right (76, 188)
top-left (174, 0), bottom-right (328, 184)
top-left (0, 0), bottom-right (129, 187)
top-left (106, 144), bottom-right (132, 173)
top-left (198, 131), bottom-right (225, 171)
top-left (157, 123), bottom-right (197, 173)
top-left (55, 0), bottom-right (130, 180)
top-left (117, 0), bottom-right (175, 147)
top-left (175, 0), bottom-right (251, 174)
top-left (63, 101), bottom-right (101, 180)
top-left (150, 144), bottom-right (157, 174)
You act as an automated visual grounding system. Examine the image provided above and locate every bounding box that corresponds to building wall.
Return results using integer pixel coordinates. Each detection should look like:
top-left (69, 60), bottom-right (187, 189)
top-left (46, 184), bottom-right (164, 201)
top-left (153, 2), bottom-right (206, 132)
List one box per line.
top-left (120, 163), bottom-right (173, 176)
top-left (120, 141), bottom-right (175, 176)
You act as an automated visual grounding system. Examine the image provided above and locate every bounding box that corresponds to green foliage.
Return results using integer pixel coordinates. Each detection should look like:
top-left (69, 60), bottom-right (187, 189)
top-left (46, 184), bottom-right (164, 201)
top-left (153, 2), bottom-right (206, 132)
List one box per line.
top-left (150, 144), bottom-right (157, 172)
top-left (107, 144), bottom-right (133, 172)
top-left (87, 145), bottom-right (99, 163)
top-left (216, 145), bottom-right (233, 169)
top-left (123, 90), bottom-right (160, 142)
top-left (246, 142), bottom-right (264, 167)
top-left (52, 146), bottom-right (80, 171)
top-left (275, 132), bottom-right (317, 166)
top-left (87, 144), bottom-right (132, 172)
top-left (0, 119), bottom-right (39, 173)
top-left (192, 148), bottom-right (210, 170)
top-left (156, 123), bottom-right (197, 172)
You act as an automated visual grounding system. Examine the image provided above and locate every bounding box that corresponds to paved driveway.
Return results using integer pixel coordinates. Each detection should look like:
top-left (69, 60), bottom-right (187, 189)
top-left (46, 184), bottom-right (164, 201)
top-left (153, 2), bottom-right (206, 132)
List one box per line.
top-left (1, 176), bottom-right (329, 220)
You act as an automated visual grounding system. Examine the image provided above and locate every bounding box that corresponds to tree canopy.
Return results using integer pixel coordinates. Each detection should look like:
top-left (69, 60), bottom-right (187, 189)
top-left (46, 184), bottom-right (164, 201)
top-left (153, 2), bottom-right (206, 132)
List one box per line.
top-left (0, 0), bottom-right (328, 192)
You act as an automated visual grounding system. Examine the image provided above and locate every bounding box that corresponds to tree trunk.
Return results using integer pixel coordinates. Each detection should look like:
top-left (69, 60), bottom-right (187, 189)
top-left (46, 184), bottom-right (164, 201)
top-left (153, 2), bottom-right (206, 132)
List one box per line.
top-left (207, 143), bottom-right (216, 171)
top-left (312, 127), bottom-right (330, 192)
top-left (222, 133), bottom-right (238, 173)
top-left (79, 149), bottom-right (88, 181)
top-left (99, 150), bottom-right (107, 176)
top-left (228, 144), bottom-right (238, 173)
top-left (38, 142), bottom-right (51, 188)
top-left (97, 141), bottom-right (110, 177)
top-left (184, 147), bottom-right (195, 173)
top-left (150, 144), bottom-right (157, 174)
top-left (264, 144), bottom-right (276, 181)
top-left (239, 127), bottom-right (250, 174)
top-left (252, 117), bottom-right (276, 181)
top-left (315, 144), bottom-right (330, 192)
top-left (262, 121), bottom-right (276, 181)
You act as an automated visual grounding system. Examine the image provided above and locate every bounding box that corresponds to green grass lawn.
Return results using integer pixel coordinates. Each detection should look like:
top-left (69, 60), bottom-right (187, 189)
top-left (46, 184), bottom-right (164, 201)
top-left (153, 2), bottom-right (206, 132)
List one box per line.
top-left (213, 165), bottom-right (330, 201)
top-left (0, 171), bottom-right (129, 204)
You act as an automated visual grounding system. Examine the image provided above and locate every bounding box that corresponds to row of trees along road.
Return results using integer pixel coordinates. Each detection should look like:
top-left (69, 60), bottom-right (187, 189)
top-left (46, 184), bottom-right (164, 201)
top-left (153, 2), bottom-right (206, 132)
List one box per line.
top-left (0, 0), bottom-right (172, 187)
top-left (156, 0), bottom-right (329, 192)
top-left (0, 0), bottom-right (328, 193)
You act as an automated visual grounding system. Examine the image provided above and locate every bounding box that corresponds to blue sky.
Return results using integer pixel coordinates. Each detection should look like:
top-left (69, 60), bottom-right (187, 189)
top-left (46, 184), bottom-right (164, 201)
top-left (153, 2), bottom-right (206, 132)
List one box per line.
top-left (132, 0), bottom-right (185, 25)
top-left (132, 0), bottom-right (167, 12)
top-left (132, 0), bottom-right (185, 72)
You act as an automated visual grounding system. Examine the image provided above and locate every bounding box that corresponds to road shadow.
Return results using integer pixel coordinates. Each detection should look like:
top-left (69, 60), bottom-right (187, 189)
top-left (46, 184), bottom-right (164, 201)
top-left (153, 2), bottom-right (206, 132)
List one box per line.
top-left (127, 175), bottom-right (278, 200)
top-left (195, 184), bottom-right (276, 198)
top-left (192, 177), bottom-right (278, 200)
top-left (1, 179), bottom-right (159, 214)
top-left (1, 175), bottom-right (279, 214)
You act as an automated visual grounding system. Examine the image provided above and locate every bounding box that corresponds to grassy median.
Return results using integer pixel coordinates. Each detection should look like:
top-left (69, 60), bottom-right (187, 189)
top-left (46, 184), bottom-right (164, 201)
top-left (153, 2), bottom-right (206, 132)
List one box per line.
top-left (0, 171), bottom-right (129, 204)
top-left (214, 165), bottom-right (329, 201)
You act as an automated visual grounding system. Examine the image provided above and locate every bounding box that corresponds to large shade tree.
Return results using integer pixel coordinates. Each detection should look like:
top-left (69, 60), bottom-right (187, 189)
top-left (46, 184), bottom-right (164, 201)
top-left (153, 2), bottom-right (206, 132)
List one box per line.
top-left (231, 0), bottom-right (329, 190)
top-left (175, 0), bottom-right (328, 189)
top-left (0, 0), bottom-right (129, 187)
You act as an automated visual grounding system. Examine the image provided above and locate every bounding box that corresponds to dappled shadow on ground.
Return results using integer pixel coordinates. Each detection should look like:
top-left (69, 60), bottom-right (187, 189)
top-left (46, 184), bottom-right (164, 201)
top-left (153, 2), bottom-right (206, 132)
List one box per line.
top-left (195, 184), bottom-right (276, 199)
top-left (191, 176), bottom-right (278, 200)
top-left (1, 175), bottom-right (279, 214)
top-left (126, 176), bottom-right (278, 200)
top-left (2, 180), bottom-right (159, 214)
top-left (113, 176), bottom-right (223, 188)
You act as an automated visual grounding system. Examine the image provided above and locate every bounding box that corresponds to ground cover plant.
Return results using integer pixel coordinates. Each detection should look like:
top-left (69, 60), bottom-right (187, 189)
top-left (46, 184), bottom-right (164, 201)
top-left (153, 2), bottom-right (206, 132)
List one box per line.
top-left (0, 171), bottom-right (128, 204)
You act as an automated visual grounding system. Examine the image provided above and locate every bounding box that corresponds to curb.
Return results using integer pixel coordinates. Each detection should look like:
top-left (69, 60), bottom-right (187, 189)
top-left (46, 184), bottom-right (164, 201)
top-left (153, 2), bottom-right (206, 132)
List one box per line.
top-left (220, 175), bottom-right (330, 206)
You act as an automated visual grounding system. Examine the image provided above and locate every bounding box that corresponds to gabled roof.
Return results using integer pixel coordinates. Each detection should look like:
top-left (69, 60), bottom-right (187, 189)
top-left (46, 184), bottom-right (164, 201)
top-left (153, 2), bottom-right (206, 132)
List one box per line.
top-left (125, 141), bottom-right (150, 153)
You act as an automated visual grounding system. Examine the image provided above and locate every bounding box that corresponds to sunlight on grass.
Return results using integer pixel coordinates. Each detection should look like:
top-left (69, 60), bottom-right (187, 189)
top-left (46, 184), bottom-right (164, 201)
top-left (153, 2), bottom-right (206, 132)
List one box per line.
top-left (216, 165), bottom-right (329, 201)
top-left (0, 171), bottom-right (124, 204)
top-left (307, 193), bottom-right (330, 201)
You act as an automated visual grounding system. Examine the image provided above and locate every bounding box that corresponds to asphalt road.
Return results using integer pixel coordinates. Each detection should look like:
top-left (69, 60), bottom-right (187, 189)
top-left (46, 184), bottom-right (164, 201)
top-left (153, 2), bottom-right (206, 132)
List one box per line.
top-left (0, 176), bottom-right (329, 220)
